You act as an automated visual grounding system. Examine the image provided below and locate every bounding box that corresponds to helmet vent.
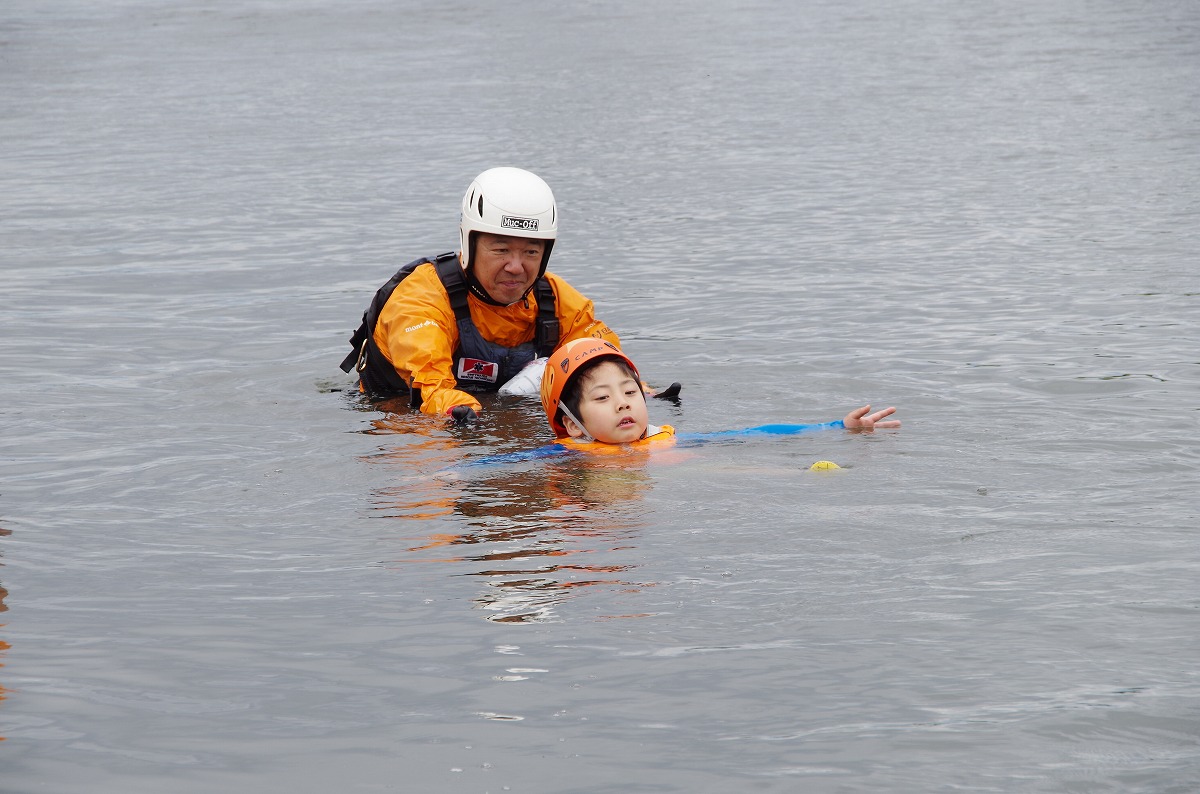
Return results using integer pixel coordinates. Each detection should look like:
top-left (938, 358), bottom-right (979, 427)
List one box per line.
top-left (477, 194), bottom-right (484, 218)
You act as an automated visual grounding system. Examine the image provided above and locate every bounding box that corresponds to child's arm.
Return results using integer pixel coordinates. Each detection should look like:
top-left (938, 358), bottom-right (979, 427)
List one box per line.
top-left (676, 406), bottom-right (900, 446)
top-left (842, 405), bottom-right (900, 430)
top-left (676, 420), bottom-right (844, 443)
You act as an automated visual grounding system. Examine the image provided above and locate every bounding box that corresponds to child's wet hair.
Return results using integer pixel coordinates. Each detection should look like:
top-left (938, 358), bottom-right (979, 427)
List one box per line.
top-left (557, 355), bottom-right (640, 430)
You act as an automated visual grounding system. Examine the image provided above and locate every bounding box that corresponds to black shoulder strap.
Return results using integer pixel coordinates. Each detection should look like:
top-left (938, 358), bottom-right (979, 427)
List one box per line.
top-left (533, 277), bottom-right (560, 357)
top-left (339, 252), bottom-right (456, 374)
top-left (430, 255), bottom-right (555, 354)
top-left (355, 254), bottom-right (557, 369)
top-left (432, 252), bottom-right (471, 323)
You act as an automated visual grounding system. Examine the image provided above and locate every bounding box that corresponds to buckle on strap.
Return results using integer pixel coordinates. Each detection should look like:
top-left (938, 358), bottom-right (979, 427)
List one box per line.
top-left (354, 338), bottom-right (369, 372)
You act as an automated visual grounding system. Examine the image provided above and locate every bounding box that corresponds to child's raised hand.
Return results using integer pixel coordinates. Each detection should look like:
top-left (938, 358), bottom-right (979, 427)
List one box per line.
top-left (843, 405), bottom-right (900, 431)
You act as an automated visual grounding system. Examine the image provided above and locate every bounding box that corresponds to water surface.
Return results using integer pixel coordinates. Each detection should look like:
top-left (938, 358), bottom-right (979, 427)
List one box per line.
top-left (2, 0), bottom-right (1198, 791)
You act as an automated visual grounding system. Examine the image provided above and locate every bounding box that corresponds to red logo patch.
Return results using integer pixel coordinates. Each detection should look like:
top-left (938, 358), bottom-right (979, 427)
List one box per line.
top-left (457, 358), bottom-right (499, 383)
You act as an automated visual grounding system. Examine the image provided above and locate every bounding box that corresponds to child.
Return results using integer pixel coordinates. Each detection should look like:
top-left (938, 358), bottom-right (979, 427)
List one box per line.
top-left (446, 339), bottom-right (898, 472)
top-left (539, 339), bottom-right (899, 450)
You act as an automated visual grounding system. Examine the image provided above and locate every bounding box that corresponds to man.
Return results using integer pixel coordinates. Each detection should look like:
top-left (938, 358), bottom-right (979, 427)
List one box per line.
top-left (342, 167), bottom-right (621, 423)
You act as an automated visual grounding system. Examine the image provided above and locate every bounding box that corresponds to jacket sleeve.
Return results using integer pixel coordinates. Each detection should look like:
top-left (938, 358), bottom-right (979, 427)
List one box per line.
top-left (548, 275), bottom-right (622, 348)
top-left (677, 421), bottom-right (845, 444)
top-left (373, 264), bottom-right (483, 417)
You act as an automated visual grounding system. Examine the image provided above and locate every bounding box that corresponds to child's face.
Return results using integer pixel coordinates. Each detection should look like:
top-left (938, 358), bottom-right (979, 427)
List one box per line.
top-left (565, 360), bottom-right (650, 444)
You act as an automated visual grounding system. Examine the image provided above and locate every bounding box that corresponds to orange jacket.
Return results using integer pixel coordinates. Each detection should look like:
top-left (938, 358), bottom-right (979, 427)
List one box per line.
top-left (374, 261), bottom-right (620, 417)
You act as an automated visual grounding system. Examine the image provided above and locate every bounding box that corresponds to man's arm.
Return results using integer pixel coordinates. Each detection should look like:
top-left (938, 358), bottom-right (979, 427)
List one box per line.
top-left (373, 263), bottom-right (483, 418)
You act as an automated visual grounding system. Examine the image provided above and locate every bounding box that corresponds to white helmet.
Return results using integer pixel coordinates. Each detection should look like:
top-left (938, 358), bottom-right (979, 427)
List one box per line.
top-left (459, 167), bottom-right (558, 274)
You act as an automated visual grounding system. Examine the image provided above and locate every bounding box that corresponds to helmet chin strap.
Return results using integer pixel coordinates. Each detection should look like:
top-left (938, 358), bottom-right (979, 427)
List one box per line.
top-left (463, 267), bottom-right (512, 306)
top-left (463, 263), bottom-right (537, 307)
top-left (557, 403), bottom-right (593, 442)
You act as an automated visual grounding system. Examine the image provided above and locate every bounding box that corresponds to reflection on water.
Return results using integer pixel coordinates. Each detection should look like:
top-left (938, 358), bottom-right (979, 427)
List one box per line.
top-left (453, 462), bottom-right (656, 625)
top-left (367, 412), bottom-right (660, 623)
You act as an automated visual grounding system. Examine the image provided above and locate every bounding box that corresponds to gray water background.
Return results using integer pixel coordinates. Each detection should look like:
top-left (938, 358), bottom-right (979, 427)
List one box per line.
top-left (2, 0), bottom-right (1198, 791)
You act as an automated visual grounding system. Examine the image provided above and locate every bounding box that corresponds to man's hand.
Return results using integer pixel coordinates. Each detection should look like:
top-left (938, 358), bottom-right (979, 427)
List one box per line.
top-left (843, 405), bottom-right (900, 431)
top-left (449, 405), bottom-right (479, 426)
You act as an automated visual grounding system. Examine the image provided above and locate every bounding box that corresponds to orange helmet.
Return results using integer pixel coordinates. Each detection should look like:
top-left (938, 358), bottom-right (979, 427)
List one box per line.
top-left (541, 339), bottom-right (640, 437)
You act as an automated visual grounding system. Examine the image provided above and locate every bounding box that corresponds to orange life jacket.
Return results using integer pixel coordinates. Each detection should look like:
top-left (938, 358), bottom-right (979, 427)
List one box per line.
top-left (555, 425), bottom-right (677, 454)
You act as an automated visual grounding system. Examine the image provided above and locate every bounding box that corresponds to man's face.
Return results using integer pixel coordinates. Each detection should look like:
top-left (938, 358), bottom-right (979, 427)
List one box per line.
top-left (472, 233), bottom-right (545, 305)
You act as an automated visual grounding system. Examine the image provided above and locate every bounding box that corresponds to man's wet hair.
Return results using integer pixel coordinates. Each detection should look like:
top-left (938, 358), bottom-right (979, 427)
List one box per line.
top-left (557, 355), bottom-right (640, 430)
